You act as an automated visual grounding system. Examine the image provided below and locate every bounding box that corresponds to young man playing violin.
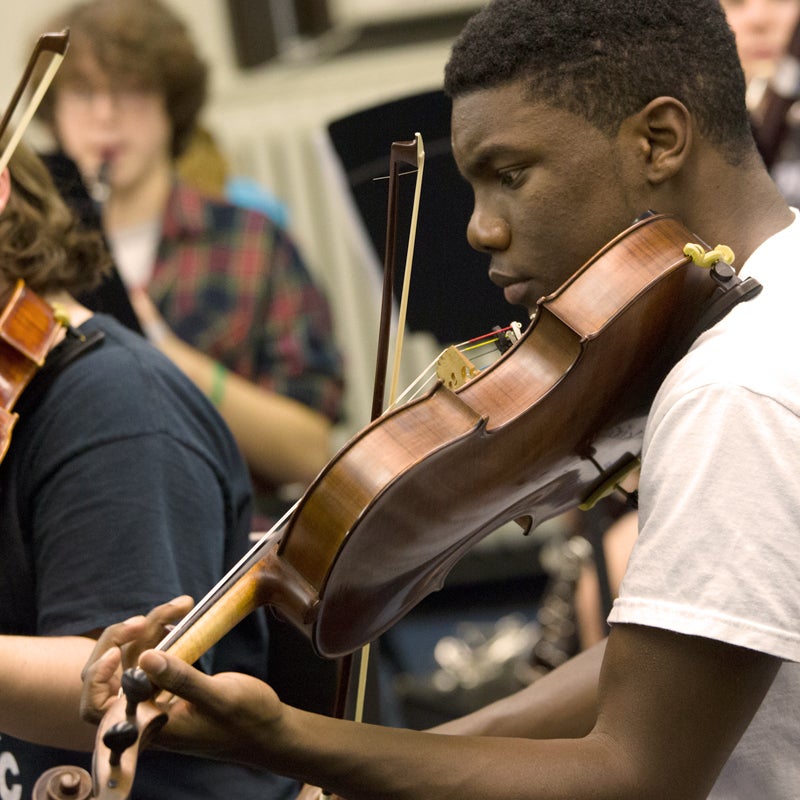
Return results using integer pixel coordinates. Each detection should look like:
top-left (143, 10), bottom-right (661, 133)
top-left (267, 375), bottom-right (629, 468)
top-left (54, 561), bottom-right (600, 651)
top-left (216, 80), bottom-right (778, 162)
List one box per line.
top-left (0, 136), bottom-right (298, 798)
top-left (82, 0), bottom-right (800, 797)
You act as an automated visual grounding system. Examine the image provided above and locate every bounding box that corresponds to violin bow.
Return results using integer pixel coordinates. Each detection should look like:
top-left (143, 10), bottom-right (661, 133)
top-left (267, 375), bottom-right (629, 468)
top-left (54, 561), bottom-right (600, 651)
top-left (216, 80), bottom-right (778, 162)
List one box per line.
top-left (331, 133), bottom-right (425, 754)
top-left (0, 29), bottom-right (69, 173)
top-left (369, 132), bottom-right (426, 418)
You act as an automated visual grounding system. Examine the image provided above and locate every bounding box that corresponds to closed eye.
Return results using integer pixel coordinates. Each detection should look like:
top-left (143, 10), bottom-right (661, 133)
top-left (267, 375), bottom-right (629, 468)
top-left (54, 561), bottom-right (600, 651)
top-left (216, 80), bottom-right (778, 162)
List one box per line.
top-left (498, 167), bottom-right (525, 188)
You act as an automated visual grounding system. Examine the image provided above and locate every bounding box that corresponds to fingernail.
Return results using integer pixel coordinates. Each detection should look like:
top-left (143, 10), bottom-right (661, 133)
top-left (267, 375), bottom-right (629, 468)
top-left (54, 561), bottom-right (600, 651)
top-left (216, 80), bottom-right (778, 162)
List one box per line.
top-left (142, 652), bottom-right (168, 675)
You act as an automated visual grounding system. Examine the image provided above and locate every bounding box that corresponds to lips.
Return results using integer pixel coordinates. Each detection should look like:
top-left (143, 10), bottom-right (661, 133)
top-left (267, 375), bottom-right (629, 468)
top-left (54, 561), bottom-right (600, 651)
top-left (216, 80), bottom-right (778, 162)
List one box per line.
top-left (98, 146), bottom-right (119, 166)
top-left (503, 281), bottom-right (535, 308)
top-left (489, 269), bottom-right (535, 308)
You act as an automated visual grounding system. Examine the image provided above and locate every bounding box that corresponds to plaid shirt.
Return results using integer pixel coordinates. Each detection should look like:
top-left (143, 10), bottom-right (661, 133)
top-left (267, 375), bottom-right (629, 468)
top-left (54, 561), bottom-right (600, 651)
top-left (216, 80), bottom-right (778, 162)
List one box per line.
top-left (150, 180), bottom-right (343, 422)
top-left (148, 181), bottom-right (344, 522)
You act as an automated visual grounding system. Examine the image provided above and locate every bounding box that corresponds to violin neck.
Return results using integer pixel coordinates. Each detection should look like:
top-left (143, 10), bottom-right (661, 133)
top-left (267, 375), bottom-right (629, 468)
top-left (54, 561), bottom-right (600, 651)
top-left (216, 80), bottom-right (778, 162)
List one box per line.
top-left (157, 524), bottom-right (286, 664)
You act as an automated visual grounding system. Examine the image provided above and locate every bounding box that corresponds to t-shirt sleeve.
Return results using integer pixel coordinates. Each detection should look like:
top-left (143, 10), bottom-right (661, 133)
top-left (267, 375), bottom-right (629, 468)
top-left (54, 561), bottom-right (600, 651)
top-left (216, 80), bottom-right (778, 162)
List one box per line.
top-left (29, 426), bottom-right (226, 639)
top-left (609, 383), bottom-right (800, 661)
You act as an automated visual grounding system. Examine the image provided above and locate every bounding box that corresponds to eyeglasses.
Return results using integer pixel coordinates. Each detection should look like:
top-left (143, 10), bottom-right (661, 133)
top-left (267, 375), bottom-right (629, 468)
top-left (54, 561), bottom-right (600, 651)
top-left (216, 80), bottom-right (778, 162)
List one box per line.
top-left (56, 84), bottom-right (160, 115)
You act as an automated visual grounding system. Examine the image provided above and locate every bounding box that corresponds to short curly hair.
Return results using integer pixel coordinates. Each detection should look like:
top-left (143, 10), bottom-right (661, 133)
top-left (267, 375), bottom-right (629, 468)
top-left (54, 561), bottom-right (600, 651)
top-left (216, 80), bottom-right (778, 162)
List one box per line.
top-left (0, 131), bottom-right (110, 296)
top-left (35, 0), bottom-right (208, 158)
top-left (444, 0), bottom-right (753, 163)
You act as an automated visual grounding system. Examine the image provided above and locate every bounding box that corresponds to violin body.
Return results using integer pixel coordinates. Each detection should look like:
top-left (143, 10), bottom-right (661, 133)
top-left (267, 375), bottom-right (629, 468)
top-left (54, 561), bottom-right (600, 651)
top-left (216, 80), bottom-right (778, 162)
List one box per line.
top-left (0, 279), bottom-right (62, 461)
top-left (276, 213), bottom-right (730, 657)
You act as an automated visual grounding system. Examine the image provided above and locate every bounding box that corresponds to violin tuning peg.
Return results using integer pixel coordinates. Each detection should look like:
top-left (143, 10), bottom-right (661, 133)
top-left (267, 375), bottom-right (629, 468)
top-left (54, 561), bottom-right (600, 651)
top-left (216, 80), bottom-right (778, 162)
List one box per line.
top-left (121, 667), bottom-right (152, 715)
top-left (103, 720), bottom-right (139, 767)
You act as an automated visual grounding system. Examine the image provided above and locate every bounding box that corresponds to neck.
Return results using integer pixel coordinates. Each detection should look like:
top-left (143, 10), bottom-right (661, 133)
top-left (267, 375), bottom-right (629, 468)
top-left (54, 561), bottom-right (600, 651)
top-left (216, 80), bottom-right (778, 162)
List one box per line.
top-left (42, 290), bottom-right (93, 350)
top-left (103, 157), bottom-right (173, 233)
top-left (46, 290), bottom-right (93, 328)
top-left (671, 148), bottom-right (794, 269)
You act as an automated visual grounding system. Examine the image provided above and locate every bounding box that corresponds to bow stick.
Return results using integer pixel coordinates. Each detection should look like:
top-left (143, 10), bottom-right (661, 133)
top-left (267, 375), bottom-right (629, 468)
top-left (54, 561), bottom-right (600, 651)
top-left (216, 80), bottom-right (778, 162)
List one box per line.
top-left (0, 29), bottom-right (69, 172)
top-left (317, 133), bottom-right (425, 800)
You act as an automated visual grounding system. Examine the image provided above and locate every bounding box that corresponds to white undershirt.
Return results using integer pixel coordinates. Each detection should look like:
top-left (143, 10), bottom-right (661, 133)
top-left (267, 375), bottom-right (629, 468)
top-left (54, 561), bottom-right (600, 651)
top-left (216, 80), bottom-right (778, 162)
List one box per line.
top-left (107, 218), bottom-right (162, 290)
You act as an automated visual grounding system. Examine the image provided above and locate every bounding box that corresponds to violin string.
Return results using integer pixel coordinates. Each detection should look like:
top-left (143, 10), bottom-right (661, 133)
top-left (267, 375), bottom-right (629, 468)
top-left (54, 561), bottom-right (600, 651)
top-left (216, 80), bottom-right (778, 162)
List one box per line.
top-left (389, 349), bottom-right (445, 407)
top-left (388, 325), bottom-right (519, 408)
top-left (156, 506), bottom-right (297, 650)
top-left (371, 168), bottom-right (418, 181)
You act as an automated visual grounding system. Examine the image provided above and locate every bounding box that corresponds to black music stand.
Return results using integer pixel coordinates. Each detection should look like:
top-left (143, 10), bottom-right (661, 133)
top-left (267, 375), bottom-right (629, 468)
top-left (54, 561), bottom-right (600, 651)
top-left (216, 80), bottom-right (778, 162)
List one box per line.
top-left (327, 88), bottom-right (527, 346)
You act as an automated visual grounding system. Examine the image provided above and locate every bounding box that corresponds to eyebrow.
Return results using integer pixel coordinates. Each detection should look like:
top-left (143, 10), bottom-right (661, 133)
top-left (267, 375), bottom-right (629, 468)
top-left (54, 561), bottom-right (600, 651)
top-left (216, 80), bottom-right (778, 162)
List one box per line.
top-left (458, 142), bottom-right (525, 178)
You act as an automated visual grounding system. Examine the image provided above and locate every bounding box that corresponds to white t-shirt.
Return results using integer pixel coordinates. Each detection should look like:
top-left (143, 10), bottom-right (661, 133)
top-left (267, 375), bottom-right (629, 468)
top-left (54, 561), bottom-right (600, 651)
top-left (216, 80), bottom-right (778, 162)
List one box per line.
top-left (107, 218), bottom-right (162, 290)
top-left (609, 211), bottom-right (800, 797)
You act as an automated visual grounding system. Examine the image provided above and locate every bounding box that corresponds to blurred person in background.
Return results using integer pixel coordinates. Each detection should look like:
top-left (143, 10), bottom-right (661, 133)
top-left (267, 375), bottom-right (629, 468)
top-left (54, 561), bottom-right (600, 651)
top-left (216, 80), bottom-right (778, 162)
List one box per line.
top-left (0, 131), bottom-right (297, 799)
top-left (722, 0), bottom-right (800, 202)
top-left (35, 0), bottom-right (344, 531)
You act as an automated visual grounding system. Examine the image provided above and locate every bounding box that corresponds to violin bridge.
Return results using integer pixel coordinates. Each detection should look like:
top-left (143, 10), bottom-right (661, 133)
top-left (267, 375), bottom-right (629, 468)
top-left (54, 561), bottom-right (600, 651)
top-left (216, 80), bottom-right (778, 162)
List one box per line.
top-left (436, 345), bottom-right (479, 390)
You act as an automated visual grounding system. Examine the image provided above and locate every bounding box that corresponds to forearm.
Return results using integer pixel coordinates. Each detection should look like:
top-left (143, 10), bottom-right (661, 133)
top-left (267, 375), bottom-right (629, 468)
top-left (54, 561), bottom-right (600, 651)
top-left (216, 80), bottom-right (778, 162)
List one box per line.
top-left (0, 635), bottom-right (98, 750)
top-left (158, 334), bottom-right (332, 485)
top-left (265, 706), bottom-right (629, 800)
top-left (131, 622), bottom-right (763, 800)
top-left (432, 639), bottom-right (605, 739)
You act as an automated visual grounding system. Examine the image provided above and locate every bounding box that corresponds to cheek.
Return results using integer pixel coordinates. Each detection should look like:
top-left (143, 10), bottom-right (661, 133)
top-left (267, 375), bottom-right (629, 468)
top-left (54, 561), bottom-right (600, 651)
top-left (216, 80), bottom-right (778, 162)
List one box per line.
top-left (128, 112), bottom-right (173, 159)
top-left (53, 106), bottom-right (86, 157)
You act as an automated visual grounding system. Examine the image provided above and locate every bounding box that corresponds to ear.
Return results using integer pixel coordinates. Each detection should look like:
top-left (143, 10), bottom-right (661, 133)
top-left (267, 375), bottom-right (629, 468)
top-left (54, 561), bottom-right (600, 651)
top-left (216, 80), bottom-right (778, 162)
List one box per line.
top-left (627, 97), bottom-right (692, 185)
top-left (0, 168), bottom-right (10, 214)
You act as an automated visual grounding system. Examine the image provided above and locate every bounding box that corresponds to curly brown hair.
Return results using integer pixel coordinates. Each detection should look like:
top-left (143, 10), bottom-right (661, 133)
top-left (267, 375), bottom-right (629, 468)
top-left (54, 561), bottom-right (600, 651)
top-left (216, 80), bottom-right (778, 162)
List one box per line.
top-left (0, 131), bottom-right (110, 295)
top-left (35, 0), bottom-right (208, 158)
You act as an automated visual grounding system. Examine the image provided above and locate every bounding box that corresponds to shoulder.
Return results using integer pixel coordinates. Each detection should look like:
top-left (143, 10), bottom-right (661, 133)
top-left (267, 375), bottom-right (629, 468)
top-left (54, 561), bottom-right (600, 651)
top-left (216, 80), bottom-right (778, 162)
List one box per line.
top-left (167, 180), bottom-right (286, 241)
top-left (651, 227), bottom-right (800, 427)
top-left (29, 315), bottom-right (246, 474)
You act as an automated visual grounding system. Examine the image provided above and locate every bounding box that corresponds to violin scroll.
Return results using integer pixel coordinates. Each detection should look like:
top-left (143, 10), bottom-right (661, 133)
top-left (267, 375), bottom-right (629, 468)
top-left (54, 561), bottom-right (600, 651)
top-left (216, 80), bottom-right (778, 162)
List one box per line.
top-left (33, 766), bottom-right (93, 800)
top-left (90, 682), bottom-right (168, 799)
top-left (33, 665), bottom-right (166, 800)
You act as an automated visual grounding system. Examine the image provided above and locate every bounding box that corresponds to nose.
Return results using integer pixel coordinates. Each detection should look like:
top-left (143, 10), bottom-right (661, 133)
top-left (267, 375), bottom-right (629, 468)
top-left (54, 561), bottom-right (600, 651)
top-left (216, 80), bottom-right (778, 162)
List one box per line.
top-left (86, 90), bottom-right (118, 121)
top-left (466, 205), bottom-right (510, 253)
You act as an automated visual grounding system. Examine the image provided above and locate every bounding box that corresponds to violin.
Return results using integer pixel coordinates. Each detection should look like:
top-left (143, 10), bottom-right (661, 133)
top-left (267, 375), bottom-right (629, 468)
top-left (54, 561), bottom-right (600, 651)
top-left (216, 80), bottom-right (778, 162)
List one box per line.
top-left (0, 29), bottom-right (70, 464)
top-left (34, 208), bottom-right (761, 800)
top-left (0, 280), bottom-right (65, 461)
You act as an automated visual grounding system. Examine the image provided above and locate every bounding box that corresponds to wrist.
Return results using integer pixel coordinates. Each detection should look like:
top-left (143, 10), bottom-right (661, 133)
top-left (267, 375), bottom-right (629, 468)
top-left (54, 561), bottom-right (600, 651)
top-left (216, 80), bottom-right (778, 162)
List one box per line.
top-left (208, 360), bottom-right (227, 406)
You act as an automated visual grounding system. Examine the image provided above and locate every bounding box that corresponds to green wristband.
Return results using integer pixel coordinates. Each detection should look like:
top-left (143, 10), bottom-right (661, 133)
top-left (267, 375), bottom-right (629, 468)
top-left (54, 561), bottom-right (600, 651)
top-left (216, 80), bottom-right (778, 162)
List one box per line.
top-left (209, 361), bottom-right (227, 406)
